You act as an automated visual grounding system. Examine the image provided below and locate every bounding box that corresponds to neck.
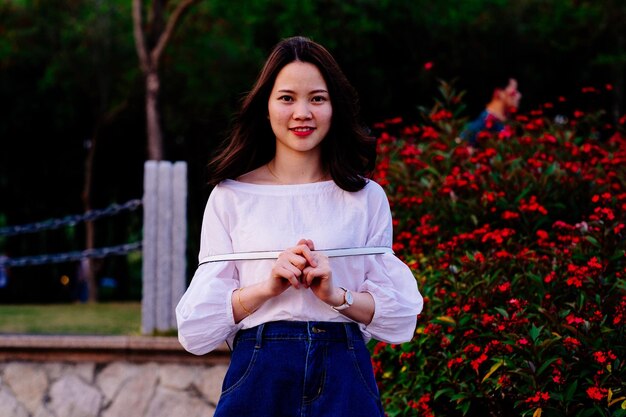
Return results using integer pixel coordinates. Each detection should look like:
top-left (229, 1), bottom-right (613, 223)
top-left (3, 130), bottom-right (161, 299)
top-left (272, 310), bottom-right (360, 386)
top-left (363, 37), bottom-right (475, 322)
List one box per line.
top-left (268, 153), bottom-right (326, 184)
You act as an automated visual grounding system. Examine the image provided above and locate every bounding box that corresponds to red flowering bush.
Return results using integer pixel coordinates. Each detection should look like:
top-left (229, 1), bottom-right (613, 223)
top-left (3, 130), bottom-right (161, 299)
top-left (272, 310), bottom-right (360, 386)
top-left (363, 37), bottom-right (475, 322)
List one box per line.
top-left (371, 81), bottom-right (626, 417)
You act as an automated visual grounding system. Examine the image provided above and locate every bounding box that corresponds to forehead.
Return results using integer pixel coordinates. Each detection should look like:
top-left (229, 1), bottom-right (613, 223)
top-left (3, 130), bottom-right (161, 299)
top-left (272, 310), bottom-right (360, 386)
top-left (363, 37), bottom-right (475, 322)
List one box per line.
top-left (272, 61), bottom-right (327, 90)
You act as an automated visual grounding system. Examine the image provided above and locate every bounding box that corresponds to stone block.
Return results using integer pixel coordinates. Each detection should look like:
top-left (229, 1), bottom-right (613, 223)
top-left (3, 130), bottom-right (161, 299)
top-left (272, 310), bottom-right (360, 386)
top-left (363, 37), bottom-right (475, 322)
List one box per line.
top-left (144, 386), bottom-right (215, 417)
top-left (3, 362), bottom-right (48, 415)
top-left (102, 363), bottom-right (159, 417)
top-left (49, 374), bottom-right (103, 417)
top-left (196, 364), bottom-right (228, 406)
top-left (0, 386), bottom-right (30, 417)
top-left (96, 361), bottom-right (140, 403)
top-left (158, 363), bottom-right (198, 390)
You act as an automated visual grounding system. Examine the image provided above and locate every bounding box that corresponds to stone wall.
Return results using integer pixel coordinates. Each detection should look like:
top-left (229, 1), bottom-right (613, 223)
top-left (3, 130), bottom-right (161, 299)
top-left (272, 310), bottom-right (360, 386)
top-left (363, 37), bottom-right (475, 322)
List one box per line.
top-left (0, 336), bottom-right (229, 417)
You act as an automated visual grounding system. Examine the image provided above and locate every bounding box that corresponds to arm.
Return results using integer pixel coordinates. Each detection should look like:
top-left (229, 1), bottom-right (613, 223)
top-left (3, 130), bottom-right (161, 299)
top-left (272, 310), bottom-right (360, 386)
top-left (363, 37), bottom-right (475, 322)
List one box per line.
top-left (301, 249), bottom-right (376, 325)
top-left (176, 186), bottom-right (241, 355)
top-left (360, 182), bottom-right (423, 343)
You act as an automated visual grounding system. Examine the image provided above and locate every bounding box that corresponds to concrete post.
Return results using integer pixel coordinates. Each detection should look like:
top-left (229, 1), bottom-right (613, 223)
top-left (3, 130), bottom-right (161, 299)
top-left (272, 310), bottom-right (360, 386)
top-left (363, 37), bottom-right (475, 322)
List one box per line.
top-left (141, 161), bottom-right (158, 334)
top-left (142, 161), bottom-right (187, 334)
top-left (171, 162), bottom-right (187, 329)
top-left (155, 162), bottom-right (173, 332)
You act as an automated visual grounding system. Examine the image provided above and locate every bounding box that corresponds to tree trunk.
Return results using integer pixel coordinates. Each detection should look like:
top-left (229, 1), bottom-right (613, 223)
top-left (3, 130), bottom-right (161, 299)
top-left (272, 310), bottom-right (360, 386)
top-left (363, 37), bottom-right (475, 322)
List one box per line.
top-left (81, 136), bottom-right (98, 303)
top-left (81, 100), bottom-right (127, 302)
top-left (132, 0), bottom-right (198, 161)
top-left (146, 70), bottom-right (164, 160)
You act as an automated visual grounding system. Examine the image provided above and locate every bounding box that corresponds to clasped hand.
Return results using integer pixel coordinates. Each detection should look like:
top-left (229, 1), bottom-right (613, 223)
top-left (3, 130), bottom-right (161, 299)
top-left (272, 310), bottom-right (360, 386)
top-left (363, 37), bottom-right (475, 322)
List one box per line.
top-left (268, 239), bottom-right (334, 303)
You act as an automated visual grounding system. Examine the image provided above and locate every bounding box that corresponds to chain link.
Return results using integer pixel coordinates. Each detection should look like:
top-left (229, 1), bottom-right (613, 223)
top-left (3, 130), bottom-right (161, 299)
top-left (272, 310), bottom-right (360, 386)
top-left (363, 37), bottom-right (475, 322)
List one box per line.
top-left (0, 198), bottom-right (143, 270)
top-left (0, 199), bottom-right (143, 237)
top-left (0, 242), bottom-right (142, 268)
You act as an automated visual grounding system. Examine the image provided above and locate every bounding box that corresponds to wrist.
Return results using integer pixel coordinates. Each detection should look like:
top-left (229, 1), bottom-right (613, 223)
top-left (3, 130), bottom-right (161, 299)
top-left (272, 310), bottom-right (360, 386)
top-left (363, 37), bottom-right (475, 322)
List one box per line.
top-left (328, 286), bottom-right (353, 310)
top-left (260, 280), bottom-right (282, 298)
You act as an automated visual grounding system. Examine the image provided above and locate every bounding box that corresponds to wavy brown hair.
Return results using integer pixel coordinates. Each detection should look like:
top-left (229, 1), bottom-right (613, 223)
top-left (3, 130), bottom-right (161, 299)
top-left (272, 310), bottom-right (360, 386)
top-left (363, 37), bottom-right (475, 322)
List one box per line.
top-left (207, 36), bottom-right (376, 192)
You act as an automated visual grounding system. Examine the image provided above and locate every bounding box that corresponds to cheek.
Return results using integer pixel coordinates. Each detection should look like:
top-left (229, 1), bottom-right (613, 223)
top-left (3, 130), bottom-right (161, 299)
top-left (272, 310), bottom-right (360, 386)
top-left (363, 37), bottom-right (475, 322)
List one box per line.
top-left (268, 106), bottom-right (289, 124)
top-left (318, 107), bottom-right (333, 126)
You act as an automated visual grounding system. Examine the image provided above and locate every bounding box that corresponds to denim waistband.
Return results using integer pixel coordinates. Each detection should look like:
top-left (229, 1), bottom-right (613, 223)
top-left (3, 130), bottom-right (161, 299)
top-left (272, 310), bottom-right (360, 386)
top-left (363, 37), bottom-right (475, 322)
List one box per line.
top-left (235, 321), bottom-right (362, 348)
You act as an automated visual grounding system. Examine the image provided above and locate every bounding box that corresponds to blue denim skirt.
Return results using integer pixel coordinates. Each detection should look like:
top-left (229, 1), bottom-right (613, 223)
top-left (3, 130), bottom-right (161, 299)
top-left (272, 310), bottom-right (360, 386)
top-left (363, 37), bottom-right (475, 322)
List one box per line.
top-left (214, 321), bottom-right (385, 417)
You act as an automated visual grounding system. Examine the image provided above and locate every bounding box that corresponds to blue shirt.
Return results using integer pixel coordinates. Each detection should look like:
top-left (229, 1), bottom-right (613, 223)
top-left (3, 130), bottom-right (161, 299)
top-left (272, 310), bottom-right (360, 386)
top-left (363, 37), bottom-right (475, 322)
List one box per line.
top-left (460, 110), bottom-right (505, 147)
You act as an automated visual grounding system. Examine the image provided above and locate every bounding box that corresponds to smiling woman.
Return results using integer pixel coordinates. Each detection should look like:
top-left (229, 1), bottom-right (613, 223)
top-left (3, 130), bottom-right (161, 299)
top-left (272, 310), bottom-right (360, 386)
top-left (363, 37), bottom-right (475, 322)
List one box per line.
top-left (175, 36), bottom-right (423, 417)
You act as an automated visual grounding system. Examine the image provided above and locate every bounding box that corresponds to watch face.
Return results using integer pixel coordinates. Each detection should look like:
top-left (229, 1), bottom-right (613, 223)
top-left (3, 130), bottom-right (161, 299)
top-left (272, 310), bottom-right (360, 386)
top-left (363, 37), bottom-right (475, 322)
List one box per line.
top-left (345, 290), bottom-right (354, 305)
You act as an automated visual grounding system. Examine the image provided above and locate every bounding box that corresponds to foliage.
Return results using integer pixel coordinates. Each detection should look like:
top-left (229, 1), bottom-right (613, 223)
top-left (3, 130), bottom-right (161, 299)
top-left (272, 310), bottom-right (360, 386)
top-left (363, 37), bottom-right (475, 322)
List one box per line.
top-left (1, 0), bottom-right (624, 302)
top-left (371, 81), bottom-right (626, 416)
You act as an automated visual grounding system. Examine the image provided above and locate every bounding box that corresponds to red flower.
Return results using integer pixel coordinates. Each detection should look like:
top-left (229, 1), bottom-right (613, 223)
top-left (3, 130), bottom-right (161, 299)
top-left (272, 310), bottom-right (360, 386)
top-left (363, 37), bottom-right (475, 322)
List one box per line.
top-left (563, 337), bottom-right (581, 350)
top-left (592, 350), bottom-right (617, 365)
top-left (524, 391), bottom-right (550, 405)
top-left (408, 394), bottom-right (434, 417)
top-left (431, 109), bottom-right (453, 121)
top-left (565, 314), bottom-right (585, 326)
top-left (502, 210), bottom-right (520, 220)
top-left (519, 196), bottom-right (548, 215)
top-left (586, 386), bottom-right (607, 401)
top-left (447, 357), bottom-right (464, 368)
top-left (470, 353), bottom-right (488, 372)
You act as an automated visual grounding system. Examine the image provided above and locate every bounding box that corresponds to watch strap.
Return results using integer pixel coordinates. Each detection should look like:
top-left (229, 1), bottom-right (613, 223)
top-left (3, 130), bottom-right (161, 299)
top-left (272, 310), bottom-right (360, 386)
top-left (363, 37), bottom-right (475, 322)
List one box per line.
top-left (332, 287), bottom-right (353, 311)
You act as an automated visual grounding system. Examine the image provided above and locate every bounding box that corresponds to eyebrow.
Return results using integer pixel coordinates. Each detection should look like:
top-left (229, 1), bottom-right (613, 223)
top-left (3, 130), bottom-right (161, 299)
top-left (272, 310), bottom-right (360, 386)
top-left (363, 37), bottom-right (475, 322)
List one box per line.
top-left (277, 89), bottom-right (329, 94)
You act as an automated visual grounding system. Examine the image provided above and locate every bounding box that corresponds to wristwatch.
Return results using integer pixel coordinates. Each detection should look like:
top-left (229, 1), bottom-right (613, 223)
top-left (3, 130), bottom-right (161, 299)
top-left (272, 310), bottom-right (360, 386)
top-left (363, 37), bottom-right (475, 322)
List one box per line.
top-left (332, 287), bottom-right (354, 311)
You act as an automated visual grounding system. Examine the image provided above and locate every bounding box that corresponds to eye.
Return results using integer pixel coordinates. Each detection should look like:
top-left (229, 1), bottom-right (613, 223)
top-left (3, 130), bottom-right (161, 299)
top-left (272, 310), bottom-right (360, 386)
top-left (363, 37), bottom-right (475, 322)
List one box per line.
top-left (311, 95), bottom-right (328, 103)
top-left (278, 95), bottom-right (294, 102)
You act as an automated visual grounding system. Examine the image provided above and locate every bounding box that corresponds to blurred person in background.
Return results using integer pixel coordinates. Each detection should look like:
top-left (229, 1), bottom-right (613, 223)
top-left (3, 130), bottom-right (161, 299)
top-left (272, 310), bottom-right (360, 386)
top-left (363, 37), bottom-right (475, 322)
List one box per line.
top-left (460, 77), bottom-right (522, 147)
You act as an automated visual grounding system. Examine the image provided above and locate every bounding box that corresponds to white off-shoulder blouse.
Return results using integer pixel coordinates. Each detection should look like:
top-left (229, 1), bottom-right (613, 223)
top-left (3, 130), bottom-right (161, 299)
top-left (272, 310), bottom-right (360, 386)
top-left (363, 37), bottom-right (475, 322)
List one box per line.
top-left (176, 179), bottom-right (423, 355)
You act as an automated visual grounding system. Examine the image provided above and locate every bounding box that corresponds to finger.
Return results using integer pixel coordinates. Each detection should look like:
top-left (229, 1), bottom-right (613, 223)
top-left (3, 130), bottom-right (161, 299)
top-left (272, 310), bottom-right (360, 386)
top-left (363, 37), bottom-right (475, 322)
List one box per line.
top-left (295, 244), bottom-right (317, 268)
top-left (279, 252), bottom-right (308, 270)
top-left (302, 266), bottom-right (317, 287)
top-left (296, 239), bottom-right (314, 250)
top-left (277, 266), bottom-right (301, 288)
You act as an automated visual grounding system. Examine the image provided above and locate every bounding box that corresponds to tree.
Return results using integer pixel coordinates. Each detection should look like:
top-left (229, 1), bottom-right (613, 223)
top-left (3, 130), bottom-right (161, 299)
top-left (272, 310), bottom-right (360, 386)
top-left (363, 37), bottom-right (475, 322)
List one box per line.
top-left (132, 0), bottom-right (198, 161)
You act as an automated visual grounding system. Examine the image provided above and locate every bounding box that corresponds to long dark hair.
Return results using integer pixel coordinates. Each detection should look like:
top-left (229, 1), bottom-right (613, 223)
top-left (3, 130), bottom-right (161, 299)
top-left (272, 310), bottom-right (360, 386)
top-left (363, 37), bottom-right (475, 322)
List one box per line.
top-left (207, 36), bottom-right (376, 192)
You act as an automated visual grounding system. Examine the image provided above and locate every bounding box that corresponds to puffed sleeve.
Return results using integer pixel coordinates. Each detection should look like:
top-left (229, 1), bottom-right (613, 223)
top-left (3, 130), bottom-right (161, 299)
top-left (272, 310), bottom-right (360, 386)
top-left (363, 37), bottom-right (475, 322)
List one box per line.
top-left (176, 185), bottom-right (243, 355)
top-left (359, 183), bottom-right (423, 343)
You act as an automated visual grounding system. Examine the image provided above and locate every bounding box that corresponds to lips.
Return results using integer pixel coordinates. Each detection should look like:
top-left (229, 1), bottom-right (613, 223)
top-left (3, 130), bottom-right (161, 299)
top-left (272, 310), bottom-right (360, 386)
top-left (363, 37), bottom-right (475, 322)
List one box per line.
top-left (290, 126), bottom-right (316, 137)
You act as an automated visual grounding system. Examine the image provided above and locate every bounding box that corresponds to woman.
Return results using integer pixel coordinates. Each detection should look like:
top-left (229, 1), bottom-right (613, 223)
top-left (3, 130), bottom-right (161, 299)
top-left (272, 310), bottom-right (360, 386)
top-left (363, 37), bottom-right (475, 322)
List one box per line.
top-left (176, 36), bottom-right (423, 416)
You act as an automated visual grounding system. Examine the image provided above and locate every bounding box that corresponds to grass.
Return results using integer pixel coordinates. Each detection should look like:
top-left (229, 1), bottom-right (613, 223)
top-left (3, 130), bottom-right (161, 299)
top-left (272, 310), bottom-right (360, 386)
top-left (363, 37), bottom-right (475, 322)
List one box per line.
top-left (0, 302), bottom-right (142, 336)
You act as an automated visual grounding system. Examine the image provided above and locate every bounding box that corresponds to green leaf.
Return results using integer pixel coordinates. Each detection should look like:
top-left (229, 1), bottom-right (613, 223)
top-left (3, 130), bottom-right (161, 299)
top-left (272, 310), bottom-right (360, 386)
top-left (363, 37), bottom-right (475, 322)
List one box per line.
top-left (585, 235), bottom-right (601, 248)
top-left (565, 380), bottom-right (578, 403)
top-left (536, 358), bottom-right (560, 376)
top-left (460, 401), bottom-right (471, 415)
top-left (495, 307), bottom-right (510, 319)
top-left (530, 324), bottom-right (543, 342)
top-left (514, 185), bottom-right (534, 204)
top-left (482, 360), bottom-right (504, 383)
top-left (450, 392), bottom-right (470, 403)
top-left (434, 388), bottom-right (454, 400)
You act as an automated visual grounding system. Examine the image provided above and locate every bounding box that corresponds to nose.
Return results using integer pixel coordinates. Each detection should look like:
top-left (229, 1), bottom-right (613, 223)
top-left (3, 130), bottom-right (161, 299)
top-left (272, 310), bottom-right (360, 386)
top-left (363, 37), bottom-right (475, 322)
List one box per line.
top-left (293, 102), bottom-right (312, 120)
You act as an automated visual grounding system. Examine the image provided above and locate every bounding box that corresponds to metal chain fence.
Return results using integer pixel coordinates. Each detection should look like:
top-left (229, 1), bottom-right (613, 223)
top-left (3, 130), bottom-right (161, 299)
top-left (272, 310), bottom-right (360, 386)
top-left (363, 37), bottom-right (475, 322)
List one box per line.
top-left (0, 199), bottom-right (142, 237)
top-left (0, 199), bottom-right (143, 269)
